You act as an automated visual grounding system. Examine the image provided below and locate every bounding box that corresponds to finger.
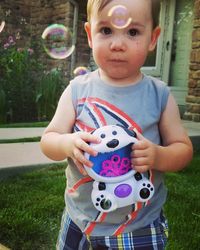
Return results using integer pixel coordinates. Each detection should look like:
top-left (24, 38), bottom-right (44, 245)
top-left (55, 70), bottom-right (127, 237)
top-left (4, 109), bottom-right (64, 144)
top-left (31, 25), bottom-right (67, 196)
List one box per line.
top-left (132, 164), bottom-right (150, 173)
top-left (131, 156), bottom-right (150, 173)
top-left (131, 149), bottom-right (148, 158)
top-left (132, 140), bottom-right (147, 150)
top-left (80, 132), bottom-right (101, 144)
top-left (73, 148), bottom-right (93, 168)
top-left (131, 156), bottom-right (148, 167)
top-left (73, 159), bottom-right (88, 176)
top-left (75, 138), bottom-right (98, 157)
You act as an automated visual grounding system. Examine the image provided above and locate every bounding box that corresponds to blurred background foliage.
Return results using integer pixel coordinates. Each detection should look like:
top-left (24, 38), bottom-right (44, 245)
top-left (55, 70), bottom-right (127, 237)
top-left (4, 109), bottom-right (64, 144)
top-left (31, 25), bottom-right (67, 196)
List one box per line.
top-left (0, 31), bottom-right (66, 124)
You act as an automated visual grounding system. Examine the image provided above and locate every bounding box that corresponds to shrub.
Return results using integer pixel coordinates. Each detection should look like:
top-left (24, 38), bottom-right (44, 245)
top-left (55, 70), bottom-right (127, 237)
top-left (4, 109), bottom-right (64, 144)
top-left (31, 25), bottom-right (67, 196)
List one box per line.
top-left (0, 34), bottom-right (43, 122)
top-left (0, 33), bottom-right (66, 123)
top-left (36, 69), bottom-right (65, 121)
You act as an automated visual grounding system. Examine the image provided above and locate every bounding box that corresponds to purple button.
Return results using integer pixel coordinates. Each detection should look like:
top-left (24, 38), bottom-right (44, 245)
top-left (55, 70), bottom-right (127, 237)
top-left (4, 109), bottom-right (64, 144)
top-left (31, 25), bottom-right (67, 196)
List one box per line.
top-left (114, 184), bottom-right (132, 198)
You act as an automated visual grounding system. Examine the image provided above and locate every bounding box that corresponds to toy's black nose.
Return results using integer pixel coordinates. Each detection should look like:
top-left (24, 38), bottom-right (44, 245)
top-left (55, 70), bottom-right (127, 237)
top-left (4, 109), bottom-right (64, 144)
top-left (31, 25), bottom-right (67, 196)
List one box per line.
top-left (106, 139), bottom-right (119, 148)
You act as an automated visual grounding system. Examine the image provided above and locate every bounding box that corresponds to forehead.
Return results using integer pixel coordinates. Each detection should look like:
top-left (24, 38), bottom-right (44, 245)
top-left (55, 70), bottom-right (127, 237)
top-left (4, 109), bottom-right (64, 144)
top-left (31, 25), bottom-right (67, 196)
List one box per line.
top-left (91, 0), bottom-right (152, 25)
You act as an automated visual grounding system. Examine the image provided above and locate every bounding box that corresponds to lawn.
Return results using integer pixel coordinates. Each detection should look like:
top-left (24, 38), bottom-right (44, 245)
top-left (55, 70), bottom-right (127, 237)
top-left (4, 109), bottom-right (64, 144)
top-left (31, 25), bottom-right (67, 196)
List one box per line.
top-left (0, 155), bottom-right (199, 250)
top-left (164, 153), bottom-right (200, 250)
top-left (0, 122), bottom-right (49, 128)
top-left (0, 164), bottom-right (66, 250)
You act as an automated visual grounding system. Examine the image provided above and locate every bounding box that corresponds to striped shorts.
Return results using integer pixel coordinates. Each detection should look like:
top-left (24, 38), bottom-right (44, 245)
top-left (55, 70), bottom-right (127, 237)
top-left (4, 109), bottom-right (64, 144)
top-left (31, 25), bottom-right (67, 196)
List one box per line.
top-left (56, 209), bottom-right (168, 250)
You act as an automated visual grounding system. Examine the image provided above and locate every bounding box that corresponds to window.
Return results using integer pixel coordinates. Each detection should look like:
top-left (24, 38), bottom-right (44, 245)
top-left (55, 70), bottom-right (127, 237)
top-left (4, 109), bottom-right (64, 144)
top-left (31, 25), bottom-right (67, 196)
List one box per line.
top-left (141, 0), bottom-right (173, 80)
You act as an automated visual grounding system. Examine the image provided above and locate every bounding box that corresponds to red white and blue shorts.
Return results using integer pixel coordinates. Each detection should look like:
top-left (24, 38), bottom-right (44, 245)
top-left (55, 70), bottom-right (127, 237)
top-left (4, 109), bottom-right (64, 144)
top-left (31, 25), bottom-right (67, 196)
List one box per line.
top-left (56, 208), bottom-right (168, 250)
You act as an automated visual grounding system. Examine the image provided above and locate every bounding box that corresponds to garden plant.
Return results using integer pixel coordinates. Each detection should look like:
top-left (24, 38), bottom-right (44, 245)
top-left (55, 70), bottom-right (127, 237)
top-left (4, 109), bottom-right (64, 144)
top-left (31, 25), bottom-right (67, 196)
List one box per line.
top-left (0, 30), bottom-right (65, 124)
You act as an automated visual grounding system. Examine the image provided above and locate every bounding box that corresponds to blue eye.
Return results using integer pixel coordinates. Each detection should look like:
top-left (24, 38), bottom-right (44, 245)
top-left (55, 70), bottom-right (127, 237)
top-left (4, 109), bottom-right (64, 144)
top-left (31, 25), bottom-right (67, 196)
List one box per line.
top-left (112, 131), bottom-right (117, 135)
top-left (100, 27), bottom-right (112, 35)
top-left (128, 29), bottom-right (138, 37)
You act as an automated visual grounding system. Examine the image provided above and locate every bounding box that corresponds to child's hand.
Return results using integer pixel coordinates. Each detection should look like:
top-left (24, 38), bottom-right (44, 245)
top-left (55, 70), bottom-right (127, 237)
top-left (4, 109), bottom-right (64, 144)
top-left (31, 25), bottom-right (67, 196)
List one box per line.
top-left (64, 132), bottom-right (101, 175)
top-left (131, 131), bottom-right (157, 173)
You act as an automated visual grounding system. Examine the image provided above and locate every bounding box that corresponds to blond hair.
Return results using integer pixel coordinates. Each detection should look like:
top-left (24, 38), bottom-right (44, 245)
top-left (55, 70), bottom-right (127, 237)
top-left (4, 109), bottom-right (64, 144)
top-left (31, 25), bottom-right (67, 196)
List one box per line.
top-left (87, 0), bottom-right (161, 28)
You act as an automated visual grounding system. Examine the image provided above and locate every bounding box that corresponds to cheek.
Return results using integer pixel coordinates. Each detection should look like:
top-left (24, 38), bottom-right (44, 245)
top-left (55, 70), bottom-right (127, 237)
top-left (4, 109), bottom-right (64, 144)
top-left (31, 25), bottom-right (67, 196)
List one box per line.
top-left (93, 44), bottom-right (106, 64)
top-left (131, 45), bottom-right (147, 65)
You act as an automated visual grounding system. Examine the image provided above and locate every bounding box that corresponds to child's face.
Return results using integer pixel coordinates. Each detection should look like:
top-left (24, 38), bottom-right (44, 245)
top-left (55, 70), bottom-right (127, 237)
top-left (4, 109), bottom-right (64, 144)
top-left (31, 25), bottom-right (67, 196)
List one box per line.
top-left (85, 0), bottom-right (160, 84)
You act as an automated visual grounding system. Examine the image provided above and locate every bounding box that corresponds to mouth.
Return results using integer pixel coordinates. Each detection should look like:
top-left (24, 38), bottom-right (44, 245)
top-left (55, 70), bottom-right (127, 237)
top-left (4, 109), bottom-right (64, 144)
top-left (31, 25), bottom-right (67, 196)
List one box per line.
top-left (109, 59), bottom-right (126, 63)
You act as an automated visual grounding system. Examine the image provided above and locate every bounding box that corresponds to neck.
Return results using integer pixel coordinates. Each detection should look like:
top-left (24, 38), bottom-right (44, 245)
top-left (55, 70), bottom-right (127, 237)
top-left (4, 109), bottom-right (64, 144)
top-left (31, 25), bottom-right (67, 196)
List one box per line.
top-left (98, 69), bottom-right (143, 86)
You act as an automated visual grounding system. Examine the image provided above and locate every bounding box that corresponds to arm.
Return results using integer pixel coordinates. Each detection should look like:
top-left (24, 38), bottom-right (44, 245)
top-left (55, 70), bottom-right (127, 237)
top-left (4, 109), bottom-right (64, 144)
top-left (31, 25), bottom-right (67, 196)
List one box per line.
top-left (131, 94), bottom-right (193, 173)
top-left (40, 85), bottom-right (100, 175)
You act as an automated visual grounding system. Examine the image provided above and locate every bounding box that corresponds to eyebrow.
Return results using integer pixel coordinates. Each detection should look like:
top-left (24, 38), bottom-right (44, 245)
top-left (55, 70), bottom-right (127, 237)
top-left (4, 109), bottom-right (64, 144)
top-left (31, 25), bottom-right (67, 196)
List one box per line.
top-left (130, 21), bottom-right (145, 28)
top-left (96, 20), bottom-right (110, 26)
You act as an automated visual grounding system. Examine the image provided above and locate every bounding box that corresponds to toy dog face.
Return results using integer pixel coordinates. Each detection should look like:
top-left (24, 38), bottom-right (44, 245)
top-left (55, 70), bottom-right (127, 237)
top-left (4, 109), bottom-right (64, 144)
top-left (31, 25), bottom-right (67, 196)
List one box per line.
top-left (90, 125), bottom-right (137, 153)
top-left (83, 125), bottom-right (155, 211)
top-left (84, 125), bottom-right (138, 183)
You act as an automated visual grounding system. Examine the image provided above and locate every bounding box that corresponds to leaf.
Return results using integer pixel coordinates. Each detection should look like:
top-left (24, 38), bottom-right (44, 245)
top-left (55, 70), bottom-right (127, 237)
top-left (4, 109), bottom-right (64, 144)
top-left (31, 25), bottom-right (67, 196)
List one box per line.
top-left (35, 93), bottom-right (42, 103)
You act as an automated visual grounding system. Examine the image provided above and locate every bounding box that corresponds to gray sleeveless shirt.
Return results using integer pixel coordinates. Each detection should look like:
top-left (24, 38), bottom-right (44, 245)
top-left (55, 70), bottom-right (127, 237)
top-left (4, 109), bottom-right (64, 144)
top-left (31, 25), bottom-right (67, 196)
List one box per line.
top-left (65, 70), bottom-right (170, 236)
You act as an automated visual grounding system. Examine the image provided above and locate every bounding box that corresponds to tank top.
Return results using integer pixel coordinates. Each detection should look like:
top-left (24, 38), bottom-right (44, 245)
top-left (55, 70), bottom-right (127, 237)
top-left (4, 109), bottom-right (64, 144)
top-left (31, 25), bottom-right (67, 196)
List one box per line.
top-left (65, 69), bottom-right (170, 236)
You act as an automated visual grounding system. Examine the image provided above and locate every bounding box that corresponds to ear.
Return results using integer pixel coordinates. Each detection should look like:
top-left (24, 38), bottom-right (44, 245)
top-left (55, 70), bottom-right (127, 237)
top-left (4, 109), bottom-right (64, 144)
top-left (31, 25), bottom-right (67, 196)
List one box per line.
top-left (116, 124), bottom-right (137, 138)
top-left (84, 22), bottom-right (93, 48)
top-left (148, 26), bottom-right (161, 52)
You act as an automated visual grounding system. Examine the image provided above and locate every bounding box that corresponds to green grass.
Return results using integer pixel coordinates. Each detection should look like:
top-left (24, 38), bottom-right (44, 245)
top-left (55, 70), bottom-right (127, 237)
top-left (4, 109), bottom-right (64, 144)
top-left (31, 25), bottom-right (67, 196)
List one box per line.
top-left (164, 153), bottom-right (200, 250)
top-left (0, 137), bottom-right (41, 144)
top-left (0, 155), bottom-right (199, 250)
top-left (0, 164), bottom-right (66, 250)
top-left (0, 122), bottom-right (49, 128)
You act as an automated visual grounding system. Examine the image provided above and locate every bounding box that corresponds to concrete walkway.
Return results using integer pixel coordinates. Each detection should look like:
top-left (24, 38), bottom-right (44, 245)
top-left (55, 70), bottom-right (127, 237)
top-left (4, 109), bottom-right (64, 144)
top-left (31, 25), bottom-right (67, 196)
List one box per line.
top-left (0, 127), bottom-right (58, 170)
top-left (0, 127), bottom-right (44, 140)
top-left (0, 127), bottom-right (65, 179)
top-left (0, 244), bottom-right (10, 250)
top-left (0, 120), bottom-right (199, 178)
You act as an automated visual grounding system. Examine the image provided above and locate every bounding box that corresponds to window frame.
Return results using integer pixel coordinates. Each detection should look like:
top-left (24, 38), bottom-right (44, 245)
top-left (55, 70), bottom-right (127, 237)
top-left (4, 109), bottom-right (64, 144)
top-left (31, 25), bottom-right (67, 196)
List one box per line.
top-left (141, 0), bottom-right (175, 83)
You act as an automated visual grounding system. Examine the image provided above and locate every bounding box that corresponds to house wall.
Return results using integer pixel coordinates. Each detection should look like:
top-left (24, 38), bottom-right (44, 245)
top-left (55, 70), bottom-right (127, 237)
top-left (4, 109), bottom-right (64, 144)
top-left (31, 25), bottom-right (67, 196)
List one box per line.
top-left (0, 0), bottom-right (200, 121)
top-left (74, 1), bottom-right (91, 70)
top-left (0, 0), bottom-right (90, 81)
top-left (184, 0), bottom-right (200, 122)
top-left (0, 0), bottom-right (31, 46)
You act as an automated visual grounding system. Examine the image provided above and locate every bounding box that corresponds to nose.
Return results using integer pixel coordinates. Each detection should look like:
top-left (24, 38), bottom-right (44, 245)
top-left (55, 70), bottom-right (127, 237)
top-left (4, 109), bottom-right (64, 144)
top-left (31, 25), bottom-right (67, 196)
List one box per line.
top-left (110, 36), bottom-right (126, 51)
top-left (106, 139), bottom-right (119, 148)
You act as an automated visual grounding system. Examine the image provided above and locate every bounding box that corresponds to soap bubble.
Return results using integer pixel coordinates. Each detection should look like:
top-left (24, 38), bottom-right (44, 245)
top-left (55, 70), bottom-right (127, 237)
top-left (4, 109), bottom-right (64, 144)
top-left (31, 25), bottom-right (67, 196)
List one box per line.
top-left (0, 21), bottom-right (5, 33)
top-left (108, 5), bottom-right (132, 29)
top-left (73, 66), bottom-right (89, 76)
top-left (41, 24), bottom-right (75, 60)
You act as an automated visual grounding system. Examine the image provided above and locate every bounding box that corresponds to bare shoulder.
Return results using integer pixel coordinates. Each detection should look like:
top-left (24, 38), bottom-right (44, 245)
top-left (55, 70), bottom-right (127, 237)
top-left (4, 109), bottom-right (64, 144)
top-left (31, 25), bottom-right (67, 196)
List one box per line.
top-left (43, 85), bottom-right (76, 134)
top-left (159, 94), bottom-right (191, 146)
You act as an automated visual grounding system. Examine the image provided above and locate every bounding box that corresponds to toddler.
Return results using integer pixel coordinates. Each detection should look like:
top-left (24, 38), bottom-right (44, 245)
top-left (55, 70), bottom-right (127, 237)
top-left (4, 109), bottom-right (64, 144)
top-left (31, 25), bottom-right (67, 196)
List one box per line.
top-left (41, 0), bottom-right (193, 249)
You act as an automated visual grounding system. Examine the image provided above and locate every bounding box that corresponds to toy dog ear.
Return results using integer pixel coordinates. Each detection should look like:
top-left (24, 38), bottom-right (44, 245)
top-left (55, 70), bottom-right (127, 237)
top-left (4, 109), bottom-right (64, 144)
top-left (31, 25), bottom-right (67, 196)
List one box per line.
top-left (116, 124), bottom-right (137, 138)
top-left (116, 124), bottom-right (127, 130)
top-left (90, 129), bottom-right (96, 134)
top-left (125, 128), bottom-right (137, 138)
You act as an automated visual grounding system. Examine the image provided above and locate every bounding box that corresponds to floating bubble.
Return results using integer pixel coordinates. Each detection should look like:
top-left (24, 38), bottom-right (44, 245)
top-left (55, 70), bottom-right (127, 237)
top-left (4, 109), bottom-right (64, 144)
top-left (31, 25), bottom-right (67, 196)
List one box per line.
top-left (0, 21), bottom-right (5, 33)
top-left (73, 66), bottom-right (89, 76)
top-left (41, 24), bottom-right (75, 60)
top-left (108, 5), bottom-right (132, 29)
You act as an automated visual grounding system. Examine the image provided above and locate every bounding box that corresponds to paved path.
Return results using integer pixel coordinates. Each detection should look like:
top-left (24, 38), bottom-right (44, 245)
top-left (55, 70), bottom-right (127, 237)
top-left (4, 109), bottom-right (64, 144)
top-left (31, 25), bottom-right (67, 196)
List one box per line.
top-left (0, 127), bottom-right (57, 171)
top-left (0, 244), bottom-right (10, 250)
top-left (0, 127), bottom-right (66, 179)
top-left (0, 142), bottom-right (57, 169)
top-left (0, 120), bottom-right (199, 175)
top-left (0, 127), bottom-right (44, 140)
top-left (182, 120), bottom-right (200, 137)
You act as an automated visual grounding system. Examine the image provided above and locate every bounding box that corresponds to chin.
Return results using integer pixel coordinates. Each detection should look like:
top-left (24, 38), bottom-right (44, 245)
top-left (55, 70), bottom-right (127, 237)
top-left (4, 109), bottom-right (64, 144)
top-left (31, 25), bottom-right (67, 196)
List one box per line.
top-left (107, 71), bottom-right (133, 81)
